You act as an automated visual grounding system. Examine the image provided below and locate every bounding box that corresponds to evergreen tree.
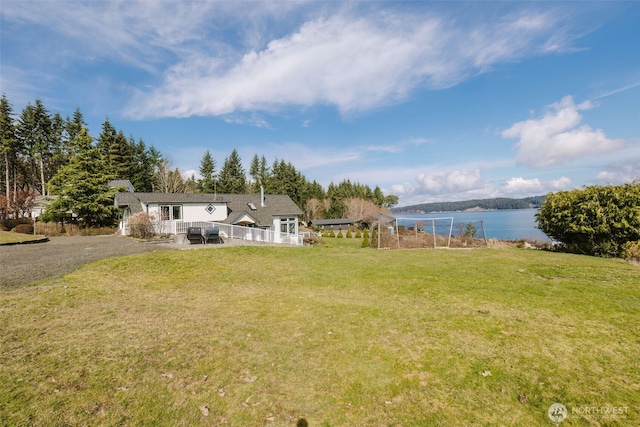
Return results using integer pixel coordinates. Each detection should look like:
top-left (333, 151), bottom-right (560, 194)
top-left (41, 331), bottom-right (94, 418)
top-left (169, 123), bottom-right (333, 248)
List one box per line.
top-left (306, 180), bottom-right (325, 201)
top-left (249, 154), bottom-right (270, 192)
top-left (217, 149), bottom-right (246, 193)
top-left (65, 108), bottom-right (87, 146)
top-left (373, 186), bottom-right (385, 207)
top-left (107, 131), bottom-right (131, 180)
top-left (15, 100), bottom-right (54, 196)
top-left (96, 118), bottom-right (117, 167)
top-left (0, 95), bottom-right (17, 202)
top-left (129, 138), bottom-right (159, 192)
top-left (48, 112), bottom-right (66, 178)
top-left (198, 150), bottom-right (217, 193)
top-left (267, 159), bottom-right (308, 207)
top-left (45, 128), bottom-right (118, 227)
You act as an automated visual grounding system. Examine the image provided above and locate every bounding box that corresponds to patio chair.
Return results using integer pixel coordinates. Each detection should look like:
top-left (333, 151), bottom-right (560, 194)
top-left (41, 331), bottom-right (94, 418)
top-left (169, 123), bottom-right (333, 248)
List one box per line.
top-left (205, 227), bottom-right (223, 244)
top-left (186, 227), bottom-right (204, 244)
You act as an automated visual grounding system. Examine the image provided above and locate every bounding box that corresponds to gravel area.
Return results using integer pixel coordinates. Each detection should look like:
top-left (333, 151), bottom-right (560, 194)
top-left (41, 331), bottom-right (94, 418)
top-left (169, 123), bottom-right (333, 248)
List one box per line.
top-left (0, 235), bottom-right (184, 289)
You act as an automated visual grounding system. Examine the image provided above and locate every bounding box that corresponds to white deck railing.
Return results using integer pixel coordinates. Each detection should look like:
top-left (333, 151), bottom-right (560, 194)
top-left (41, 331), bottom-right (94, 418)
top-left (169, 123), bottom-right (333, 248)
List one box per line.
top-left (160, 221), bottom-right (304, 246)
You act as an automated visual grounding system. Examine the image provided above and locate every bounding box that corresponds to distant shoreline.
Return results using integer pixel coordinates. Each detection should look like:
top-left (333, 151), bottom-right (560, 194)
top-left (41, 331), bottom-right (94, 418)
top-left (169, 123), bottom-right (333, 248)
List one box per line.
top-left (394, 207), bottom-right (540, 215)
top-left (391, 196), bottom-right (546, 215)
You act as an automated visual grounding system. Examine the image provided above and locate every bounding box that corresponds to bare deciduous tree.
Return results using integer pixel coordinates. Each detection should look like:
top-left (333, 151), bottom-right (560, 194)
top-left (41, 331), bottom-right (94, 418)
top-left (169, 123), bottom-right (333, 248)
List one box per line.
top-left (154, 160), bottom-right (190, 193)
top-left (344, 197), bottom-right (382, 224)
top-left (304, 198), bottom-right (324, 222)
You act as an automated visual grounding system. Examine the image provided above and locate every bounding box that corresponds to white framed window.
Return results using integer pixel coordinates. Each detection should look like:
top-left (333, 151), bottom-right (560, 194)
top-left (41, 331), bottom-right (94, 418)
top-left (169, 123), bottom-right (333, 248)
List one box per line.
top-left (280, 217), bottom-right (297, 234)
top-left (159, 205), bottom-right (183, 221)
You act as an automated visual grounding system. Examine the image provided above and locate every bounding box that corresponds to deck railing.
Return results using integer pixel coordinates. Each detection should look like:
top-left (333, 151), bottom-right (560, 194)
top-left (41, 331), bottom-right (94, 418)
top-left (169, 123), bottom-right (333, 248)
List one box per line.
top-left (164, 221), bottom-right (304, 246)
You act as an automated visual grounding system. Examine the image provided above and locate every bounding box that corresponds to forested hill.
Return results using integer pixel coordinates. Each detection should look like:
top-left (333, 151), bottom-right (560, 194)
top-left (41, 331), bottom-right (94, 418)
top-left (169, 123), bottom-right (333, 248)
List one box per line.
top-left (391, 195), bottom-right (546, 214)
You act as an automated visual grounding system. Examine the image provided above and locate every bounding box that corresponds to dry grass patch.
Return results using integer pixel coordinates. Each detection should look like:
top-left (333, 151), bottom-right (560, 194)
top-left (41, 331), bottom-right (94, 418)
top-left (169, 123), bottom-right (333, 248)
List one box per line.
top-left (0, 230), bottom-right (45, 244)
top-left (1, 244), bottom-right (638, 426)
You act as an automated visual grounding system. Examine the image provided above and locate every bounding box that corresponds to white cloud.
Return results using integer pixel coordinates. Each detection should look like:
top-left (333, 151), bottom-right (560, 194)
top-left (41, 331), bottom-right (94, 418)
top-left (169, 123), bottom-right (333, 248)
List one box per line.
top-left (595, 162), bottom-right (640, 184)
top-left (3, 2), bottom-right (602, 120)
top-left (503, 177), bottom-right (543, 193)
top-left (416, 168), bottom-right (484, 194)
top-left (502, 96), bottom-right (624, 168)
top-left (125, 6), bottom-right (584, 118)
top-left (503, 176), bottom-right (571, 194)
top-left (548, 176), bottom-right (572, 190)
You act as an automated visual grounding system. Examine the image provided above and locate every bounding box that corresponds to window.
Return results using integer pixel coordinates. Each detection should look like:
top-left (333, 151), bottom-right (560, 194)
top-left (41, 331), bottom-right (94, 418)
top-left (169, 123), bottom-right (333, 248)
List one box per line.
top-left (159, 205), bottom-right (183, 221)
top-left (172, 205), bottom-right (182, 220)
top-left (280, 217), bottom-right (297, 234)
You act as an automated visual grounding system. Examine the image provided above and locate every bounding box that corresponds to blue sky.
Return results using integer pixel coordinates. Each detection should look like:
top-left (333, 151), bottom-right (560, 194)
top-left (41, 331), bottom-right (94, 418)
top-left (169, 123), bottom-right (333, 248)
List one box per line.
top-left (1, 1), bottom-right (638, 207)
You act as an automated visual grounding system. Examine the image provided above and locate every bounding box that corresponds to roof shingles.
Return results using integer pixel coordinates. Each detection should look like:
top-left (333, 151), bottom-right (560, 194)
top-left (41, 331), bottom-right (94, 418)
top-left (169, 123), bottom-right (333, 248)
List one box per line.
top-left (114, 192), bottom-right (302, 227)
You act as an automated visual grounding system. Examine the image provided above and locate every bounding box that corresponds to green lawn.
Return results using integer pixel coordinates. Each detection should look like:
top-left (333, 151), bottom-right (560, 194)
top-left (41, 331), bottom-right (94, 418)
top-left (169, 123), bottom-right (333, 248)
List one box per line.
top-left (0, 230), bottom-right (44, 244)
top-left (1, 240), bottom-right (638, 426)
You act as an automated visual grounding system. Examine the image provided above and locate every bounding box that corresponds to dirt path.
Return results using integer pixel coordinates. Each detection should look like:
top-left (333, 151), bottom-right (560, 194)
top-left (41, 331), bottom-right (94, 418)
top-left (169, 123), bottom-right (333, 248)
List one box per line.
top-left (0, 235), bottom-right (180, 289)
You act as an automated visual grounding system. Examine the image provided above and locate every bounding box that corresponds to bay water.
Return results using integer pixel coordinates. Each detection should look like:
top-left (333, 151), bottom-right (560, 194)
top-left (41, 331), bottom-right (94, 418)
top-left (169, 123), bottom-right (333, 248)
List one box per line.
top-left (395, 209), bottom-right (549, 242)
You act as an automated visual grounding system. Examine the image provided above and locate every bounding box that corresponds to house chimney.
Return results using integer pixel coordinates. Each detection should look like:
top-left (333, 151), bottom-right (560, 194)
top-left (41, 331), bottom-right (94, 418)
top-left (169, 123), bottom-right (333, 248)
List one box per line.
top-left (261, 185), bottom-right (265, 207)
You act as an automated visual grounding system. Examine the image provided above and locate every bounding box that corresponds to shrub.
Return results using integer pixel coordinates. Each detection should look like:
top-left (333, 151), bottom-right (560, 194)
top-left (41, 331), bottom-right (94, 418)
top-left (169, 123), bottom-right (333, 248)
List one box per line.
top-left (329, 230), bottom-right (335, 238)
top-left (337, 230), bottom-right (343, 238)
top-left (355, 229), bottom-right (362, 238)
top-left (361, 235), bottom-right (370, 248)
top-left (13, 223), bottom-right (34, 235)
top-left (4, 218), bottom-right (30, 230)
top-left (129, 213), bottom-right (156, 239)
top-left (346, 229), bottom-right (353, 238)
top-left (0, 225), bottom-right (8, 232)
top-left (35, 222), bottom-right (63, 236)
top-left (79, 227), bottom-right (117, 236)
top-left (622, 241), bottom-right (640, 262)
top-left (537, 183), bottom-right (640, 257)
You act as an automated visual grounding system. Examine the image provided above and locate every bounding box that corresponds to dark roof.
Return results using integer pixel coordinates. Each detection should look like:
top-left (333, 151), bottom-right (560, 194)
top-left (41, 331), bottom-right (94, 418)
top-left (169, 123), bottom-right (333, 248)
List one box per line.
top-left (114, 192), bottom-right (146, 214)
top-left (221, 194), bottom-right (302, 227)
top-left (310, 218), bottom-right (357, 226)
top-left (114, 192), bottom-right (302, 227)
top-left (109, 180), bottom-right (135, 192)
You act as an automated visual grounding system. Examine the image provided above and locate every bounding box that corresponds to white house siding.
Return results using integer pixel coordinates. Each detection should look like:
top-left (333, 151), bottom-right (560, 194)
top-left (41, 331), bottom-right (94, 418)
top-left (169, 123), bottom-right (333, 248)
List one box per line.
top-left (272, 216), bottom-right (298, 244)
top-left (146, 202), bottom-right (227, 223)
top-left (182, 203), bottom-right (227, 222)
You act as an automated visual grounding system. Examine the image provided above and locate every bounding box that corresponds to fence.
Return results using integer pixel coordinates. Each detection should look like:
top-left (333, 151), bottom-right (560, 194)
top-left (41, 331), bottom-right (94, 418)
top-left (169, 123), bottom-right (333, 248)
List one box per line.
top-left (167, 221), bottom-right (304, 246)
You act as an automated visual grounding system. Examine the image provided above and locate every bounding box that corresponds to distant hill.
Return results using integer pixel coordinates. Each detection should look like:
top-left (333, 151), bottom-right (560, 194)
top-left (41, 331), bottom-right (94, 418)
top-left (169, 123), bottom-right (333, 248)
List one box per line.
top-left (391, 195), bottom-right (546, 214)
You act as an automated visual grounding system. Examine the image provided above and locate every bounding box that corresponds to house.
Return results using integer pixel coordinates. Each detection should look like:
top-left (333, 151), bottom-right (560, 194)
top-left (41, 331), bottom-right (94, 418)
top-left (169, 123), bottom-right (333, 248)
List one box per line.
top-left (114, 190), bottom-right (304, 245)
top-left (309, 218), bottom-right (358, 232)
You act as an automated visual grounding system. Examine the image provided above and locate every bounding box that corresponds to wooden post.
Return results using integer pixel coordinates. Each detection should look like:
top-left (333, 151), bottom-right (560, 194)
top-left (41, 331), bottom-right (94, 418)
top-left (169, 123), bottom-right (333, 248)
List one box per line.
top-left (481, 220), bottom-right (488, 246)
top-left (432, 219), bottom-right (436, 248)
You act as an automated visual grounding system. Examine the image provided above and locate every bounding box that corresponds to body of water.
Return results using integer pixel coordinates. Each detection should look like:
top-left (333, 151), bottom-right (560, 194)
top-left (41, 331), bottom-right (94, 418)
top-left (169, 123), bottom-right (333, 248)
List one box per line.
top-left (395, 209), bottom-right (549, 241)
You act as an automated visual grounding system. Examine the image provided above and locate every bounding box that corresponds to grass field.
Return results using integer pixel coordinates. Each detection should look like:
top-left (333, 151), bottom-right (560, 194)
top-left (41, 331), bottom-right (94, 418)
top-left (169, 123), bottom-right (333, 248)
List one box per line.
top-left (1, 239), bottom-right (638, 426)
top-left (0, 230), bottom-right (45, 244)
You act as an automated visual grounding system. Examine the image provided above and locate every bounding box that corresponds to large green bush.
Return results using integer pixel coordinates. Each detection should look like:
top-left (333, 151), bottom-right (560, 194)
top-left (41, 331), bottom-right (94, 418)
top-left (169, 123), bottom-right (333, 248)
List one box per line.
top-left (536, 183), bottom-right (640, 257)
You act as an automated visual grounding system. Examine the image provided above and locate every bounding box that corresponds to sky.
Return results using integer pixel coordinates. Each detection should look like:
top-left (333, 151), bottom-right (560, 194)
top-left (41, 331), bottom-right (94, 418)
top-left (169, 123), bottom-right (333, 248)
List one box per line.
top-left (1, 1), bottom-right (639, 207)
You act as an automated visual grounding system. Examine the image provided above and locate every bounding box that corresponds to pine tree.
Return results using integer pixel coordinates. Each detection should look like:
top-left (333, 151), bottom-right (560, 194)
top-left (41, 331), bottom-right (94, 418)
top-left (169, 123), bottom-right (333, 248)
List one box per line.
top-left (45, 128), bottom-right (118, 228)
top-left (129, 138), bottom-right (159, 192)
top-left (96, 118), bottom-right (117, 169)
top-left (217, 149), bottom-right (246, 194)
top-left (267, 159), bottom-right (307, 207)
top-left (15, 100), bottom-right (54, 196)
top-left (0, 95), bottom-right (17, 203)
top-left (198, 150), bottom-right (217, 193)
top-left (249, 154), bottom-right (270, 192)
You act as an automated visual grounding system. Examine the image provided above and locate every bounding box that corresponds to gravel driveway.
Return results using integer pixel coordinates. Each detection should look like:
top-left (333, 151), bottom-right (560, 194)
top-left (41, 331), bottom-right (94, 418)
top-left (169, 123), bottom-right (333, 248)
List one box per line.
top-left (0, 235), bottom-right (181, 289)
